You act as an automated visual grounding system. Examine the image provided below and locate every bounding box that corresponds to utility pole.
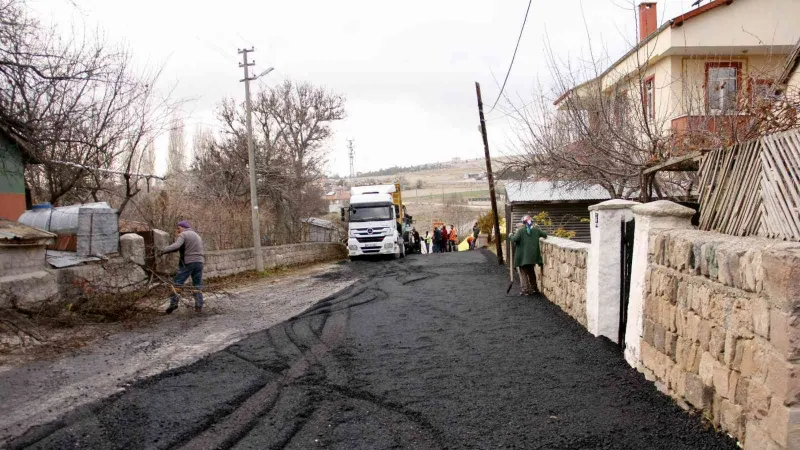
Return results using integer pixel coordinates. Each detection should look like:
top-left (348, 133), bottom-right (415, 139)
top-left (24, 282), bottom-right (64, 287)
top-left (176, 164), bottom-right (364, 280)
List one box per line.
top-left (239, 47), bottom-right (264, 272)
top-left (348, 139), bottom-right (355, 178)
top-left (474, 82), bottom-right (504, 265)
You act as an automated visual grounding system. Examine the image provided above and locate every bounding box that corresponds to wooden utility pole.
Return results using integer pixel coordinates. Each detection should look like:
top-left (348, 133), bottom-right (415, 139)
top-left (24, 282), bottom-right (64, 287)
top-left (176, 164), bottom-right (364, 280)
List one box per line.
top-left (474, 82), bottom-right (504, 265)
top-left (239, 47), bottom-right (264, 272)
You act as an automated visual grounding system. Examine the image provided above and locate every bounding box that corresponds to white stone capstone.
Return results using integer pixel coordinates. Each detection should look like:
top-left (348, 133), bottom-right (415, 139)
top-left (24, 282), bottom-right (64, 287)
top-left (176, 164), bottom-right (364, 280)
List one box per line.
top-left (586, 199), bottom-right (639, 343)
top-left (120, 233), bottom-right (146, 266)
top-left (624, 200), bottom-right (695, 368)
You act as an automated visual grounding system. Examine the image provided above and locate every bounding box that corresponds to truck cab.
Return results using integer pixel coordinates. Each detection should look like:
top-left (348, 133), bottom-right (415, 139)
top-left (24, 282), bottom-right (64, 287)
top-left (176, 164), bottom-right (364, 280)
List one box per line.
top-left (343, 187), bottom-right (405, 260)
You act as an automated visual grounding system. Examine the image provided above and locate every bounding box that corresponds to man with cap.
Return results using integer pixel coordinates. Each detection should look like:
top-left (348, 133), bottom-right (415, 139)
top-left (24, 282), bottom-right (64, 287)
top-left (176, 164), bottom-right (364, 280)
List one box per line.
top-left (158, 220), bottom-right (205, 313)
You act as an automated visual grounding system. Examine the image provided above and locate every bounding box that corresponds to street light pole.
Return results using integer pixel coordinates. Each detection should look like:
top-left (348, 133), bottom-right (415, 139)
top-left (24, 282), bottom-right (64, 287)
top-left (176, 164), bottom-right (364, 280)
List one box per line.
top-left (239, 47), bottom-right (265, 272)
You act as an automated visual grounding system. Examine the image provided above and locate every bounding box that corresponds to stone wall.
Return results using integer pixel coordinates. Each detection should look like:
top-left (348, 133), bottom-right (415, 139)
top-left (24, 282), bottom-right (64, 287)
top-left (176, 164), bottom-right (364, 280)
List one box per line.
top-left (638, 228), bottom-right (800, 450)
top-left (539, 237), bottom-right (589, 328)
top-left (203, 242), bottom-right (347, 279)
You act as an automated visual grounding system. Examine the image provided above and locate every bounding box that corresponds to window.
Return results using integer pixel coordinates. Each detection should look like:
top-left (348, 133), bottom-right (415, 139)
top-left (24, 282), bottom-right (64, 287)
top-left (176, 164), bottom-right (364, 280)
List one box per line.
top-left (348, 205), bottom-right (393, 222)
top-left (642, 76), bottom-right (655, 121)
top-left (706, 62), bottom-right (741, 113)
top-left (614, 91), bottom-right (628, 126)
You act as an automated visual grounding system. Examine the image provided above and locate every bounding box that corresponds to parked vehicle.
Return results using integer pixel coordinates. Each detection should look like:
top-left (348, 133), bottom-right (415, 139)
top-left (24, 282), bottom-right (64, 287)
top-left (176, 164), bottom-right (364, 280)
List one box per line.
top-left (342, 182), bottom-right (413, 260)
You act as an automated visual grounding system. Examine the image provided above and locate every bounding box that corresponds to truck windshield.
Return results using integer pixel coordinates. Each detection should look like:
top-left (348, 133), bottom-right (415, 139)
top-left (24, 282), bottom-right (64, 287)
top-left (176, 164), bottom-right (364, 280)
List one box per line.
top-left (349, 205), bottom-right (393, 222)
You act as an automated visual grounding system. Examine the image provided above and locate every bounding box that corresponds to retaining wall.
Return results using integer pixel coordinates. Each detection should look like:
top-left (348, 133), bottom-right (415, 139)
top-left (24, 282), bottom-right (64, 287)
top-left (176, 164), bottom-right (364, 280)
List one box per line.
top-left (638, 229), bottom-right (800, 450)
top-left (203, 243), bottom-right (347, 279)
top-left (539, 237), bottom-right (589, 328)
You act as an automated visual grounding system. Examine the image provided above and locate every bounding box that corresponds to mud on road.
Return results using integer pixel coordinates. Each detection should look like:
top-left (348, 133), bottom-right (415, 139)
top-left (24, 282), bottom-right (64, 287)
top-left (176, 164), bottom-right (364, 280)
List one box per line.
top-left (6, 251), bottom-right (737, 449)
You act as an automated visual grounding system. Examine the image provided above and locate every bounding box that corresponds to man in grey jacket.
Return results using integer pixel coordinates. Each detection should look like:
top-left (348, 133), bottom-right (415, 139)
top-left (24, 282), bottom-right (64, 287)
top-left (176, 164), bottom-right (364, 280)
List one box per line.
top-left (159, 220), bottom-right (205, 314)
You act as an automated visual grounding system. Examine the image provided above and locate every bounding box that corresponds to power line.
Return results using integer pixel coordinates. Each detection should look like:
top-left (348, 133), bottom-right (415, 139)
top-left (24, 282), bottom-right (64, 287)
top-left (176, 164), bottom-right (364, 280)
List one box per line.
top-left (487, 0), bottom-right (533, 114)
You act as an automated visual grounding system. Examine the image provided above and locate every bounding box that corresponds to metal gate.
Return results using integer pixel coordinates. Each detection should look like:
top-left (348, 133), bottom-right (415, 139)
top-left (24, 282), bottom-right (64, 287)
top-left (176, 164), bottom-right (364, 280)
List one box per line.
top-left (618, 218), bottom-right (635, 348)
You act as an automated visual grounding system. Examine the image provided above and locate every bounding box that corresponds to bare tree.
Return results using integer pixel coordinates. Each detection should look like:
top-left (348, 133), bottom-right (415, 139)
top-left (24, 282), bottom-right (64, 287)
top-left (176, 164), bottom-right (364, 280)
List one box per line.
top-left (167, 115), bottom-right (186, 176)
top-left (1, 0), bottom-right (178, 212)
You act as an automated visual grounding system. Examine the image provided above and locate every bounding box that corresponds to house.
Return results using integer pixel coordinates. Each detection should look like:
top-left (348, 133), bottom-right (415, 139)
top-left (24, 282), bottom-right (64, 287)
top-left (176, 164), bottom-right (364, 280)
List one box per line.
top-left (0, 127), bottom-right (35, 221)
top-left (504, 181), bottom-right (611, 243)
top-left (555, 0), bottom-right (800, 151)
top-left (775, 38), bottom-right (800, 101)
top-left (323, 189), bottom-right (350, 214)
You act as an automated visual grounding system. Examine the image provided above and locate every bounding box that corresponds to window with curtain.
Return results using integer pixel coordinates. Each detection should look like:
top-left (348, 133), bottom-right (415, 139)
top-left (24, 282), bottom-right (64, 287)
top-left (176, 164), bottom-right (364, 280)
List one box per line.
top-left (707, 63), bottom-right (740, 113)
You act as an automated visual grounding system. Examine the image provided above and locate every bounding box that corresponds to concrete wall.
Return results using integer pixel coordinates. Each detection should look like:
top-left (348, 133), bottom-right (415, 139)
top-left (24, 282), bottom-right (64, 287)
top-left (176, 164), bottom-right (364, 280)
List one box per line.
top-left (539, 237), bottom-right (589, 328)
top-left (637, 228), bottom-right (800, 450)
top-left (202, 242), bottom-right (346, 279)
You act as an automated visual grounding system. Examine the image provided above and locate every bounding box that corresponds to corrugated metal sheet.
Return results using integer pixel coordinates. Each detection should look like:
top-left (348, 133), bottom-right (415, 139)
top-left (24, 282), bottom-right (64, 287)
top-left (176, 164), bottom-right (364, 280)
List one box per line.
top-left (46, 250), bottom-right (102, 268)
top-left (0, 219), bottom-right (56, 245)
top-left (508, 202), bottom-right (596, 244)
top-left (505, 181), bottom-right (611, 203)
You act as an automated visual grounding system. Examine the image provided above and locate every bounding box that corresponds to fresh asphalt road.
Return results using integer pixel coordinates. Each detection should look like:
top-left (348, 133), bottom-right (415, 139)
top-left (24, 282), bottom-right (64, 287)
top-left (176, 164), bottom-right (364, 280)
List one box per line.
top-left (7, 251), bottom-right (737, 449)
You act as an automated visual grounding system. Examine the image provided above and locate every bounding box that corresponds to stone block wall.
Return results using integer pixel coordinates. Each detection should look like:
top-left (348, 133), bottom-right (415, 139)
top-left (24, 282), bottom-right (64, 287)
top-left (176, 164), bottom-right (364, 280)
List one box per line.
top-left (203, 243), bottom-right (347, 279)
top-left (638, 229), bottom-right (800, 450)
top-left (539, 237), bottom-right (589, 328)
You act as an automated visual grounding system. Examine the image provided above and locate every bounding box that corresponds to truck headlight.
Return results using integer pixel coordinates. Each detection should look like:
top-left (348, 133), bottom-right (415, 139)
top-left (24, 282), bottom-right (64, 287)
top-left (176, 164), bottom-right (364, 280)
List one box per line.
top-left (384, 242), bottom-right (393, 249)
top-left (349, 245), bottom-right (358, 251)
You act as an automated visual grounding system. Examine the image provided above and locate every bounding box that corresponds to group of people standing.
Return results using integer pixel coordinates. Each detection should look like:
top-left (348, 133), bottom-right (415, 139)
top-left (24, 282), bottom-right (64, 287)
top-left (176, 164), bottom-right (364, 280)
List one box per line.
top-left (422, 223), bottom-right (481, 254)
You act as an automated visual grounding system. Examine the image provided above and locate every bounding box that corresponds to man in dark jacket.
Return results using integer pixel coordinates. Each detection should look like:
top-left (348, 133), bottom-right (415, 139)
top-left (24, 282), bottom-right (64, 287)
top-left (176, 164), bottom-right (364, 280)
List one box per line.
top-left (471, 223), bottom-right (480, 249)
top-left (159, 220), bottom-right (205, 313)
top-left (507, 215), bottom-right (547, 296)
top-left (433, 226), bottom-right (442, 253)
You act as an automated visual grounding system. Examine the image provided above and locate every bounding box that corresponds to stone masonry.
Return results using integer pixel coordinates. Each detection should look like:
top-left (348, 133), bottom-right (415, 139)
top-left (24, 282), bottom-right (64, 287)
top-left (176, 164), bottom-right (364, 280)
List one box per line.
top-left (201, 243), bottom-right (347, 279)
top-left (539, 237), bottom-right (589, 328)
top-left (638, 228), bottom-right (800, 450)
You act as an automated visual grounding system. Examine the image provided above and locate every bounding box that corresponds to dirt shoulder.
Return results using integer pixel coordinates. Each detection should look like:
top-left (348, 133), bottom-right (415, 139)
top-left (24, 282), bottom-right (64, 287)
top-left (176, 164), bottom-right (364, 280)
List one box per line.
top-left (0, 260), bottom-right (357, 445)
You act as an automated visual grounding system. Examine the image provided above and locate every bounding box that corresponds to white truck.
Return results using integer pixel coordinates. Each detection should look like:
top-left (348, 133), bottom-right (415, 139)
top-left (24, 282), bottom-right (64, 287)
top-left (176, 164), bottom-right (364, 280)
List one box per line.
top-left (342, 183), bottom-right (411, 260)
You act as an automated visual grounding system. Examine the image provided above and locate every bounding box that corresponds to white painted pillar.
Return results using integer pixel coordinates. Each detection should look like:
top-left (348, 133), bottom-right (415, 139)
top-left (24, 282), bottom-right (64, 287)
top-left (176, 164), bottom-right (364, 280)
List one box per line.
top-left (586, 199), bottom-right (639, 343)
top-left (624, 200), bottom-right (695, 368)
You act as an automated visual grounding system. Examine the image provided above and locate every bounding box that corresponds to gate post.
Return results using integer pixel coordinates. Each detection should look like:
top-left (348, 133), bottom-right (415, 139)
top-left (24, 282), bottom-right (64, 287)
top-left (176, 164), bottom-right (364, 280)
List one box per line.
top-left (623, 201), bottom-right (695, 368)
top-left (587, 199), bottom-right (639, 343)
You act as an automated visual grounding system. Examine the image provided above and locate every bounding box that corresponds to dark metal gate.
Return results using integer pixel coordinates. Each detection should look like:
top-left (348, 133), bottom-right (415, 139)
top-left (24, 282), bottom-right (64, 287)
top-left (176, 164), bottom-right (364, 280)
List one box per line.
top-left (618, 218), bottom-right (635, 348)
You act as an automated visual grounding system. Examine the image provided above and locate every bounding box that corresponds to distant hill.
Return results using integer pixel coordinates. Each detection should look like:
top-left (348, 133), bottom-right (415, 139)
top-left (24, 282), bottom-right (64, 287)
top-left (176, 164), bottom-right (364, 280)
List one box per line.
top-left (355, 162), bottom-right (450, 178)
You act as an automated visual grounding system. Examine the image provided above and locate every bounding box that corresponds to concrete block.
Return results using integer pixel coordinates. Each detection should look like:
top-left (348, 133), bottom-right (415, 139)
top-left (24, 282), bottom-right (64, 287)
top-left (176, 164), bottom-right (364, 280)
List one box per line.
top-left (120, 233), bottom-right (145, 266)
top-left (0, 270), bottom-right (59, 310)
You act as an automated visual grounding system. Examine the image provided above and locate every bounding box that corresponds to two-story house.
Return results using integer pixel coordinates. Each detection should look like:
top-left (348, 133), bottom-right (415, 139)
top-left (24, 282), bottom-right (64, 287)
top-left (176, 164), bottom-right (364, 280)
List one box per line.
top-left (555, 0), bottom-right (800, 155)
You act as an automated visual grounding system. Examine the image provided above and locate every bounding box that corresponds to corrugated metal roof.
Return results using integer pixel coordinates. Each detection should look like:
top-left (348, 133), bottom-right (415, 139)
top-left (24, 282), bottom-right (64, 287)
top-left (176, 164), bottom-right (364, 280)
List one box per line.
top-left (0, 220), bottom-right (56, 245)
top-left (303, 217), bottom-right (337, 230)
top-left (505, 181), bottom-right (611, 203)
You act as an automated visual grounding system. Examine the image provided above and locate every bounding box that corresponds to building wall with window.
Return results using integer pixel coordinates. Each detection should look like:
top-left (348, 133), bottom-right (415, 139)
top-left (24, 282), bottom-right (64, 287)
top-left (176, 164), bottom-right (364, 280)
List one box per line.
top-left (559, 0), bottom-right (800, 142)
top-left (0, 132), bottom-right (27, 221)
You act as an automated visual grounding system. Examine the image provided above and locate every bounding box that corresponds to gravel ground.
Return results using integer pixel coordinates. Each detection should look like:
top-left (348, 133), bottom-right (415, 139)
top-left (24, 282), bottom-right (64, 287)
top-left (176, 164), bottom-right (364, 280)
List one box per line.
top-left (0, 262), bottom-right (356, 447)
top-left (5, 251), bottom-right (737, 449)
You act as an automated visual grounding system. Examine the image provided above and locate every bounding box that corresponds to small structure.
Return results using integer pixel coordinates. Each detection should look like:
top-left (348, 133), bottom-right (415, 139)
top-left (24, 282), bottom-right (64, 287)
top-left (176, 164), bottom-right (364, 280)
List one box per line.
top-left (0, 220), bottom-right (58, 309)
top-left (0, 127), bottom-right (35, 221)
top-left (504, 181), bottom-right (611, 243)
top-left (302, 217), bottom-right (341, 243)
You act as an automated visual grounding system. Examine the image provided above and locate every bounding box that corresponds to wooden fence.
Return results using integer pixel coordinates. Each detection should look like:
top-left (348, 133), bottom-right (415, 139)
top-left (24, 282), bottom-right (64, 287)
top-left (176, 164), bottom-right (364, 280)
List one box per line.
top-left (698, 128), bottom-right (800, 241)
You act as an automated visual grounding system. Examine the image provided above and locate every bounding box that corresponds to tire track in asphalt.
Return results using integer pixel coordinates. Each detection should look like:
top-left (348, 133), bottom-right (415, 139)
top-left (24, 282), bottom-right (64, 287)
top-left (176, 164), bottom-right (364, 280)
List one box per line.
top-left (178, 297), bottom-right (351, 450)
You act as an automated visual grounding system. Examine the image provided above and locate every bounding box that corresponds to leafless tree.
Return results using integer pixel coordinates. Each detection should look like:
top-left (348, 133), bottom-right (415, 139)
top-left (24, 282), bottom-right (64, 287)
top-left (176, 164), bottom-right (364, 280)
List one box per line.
top-left (167, 115), bottom-right (186, 176)
top-left (1, 0), bottom-right (178, 212)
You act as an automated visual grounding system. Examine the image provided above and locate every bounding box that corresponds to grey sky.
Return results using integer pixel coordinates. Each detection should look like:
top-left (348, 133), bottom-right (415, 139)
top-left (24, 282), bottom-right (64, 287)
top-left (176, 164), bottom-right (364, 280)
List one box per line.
top-left (30, 0), bottom-right (692, 176)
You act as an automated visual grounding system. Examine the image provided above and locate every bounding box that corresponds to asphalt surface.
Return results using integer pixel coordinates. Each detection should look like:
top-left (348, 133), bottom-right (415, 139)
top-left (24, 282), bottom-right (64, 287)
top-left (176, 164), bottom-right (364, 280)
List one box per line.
top-left (6, 250), bottom-right (737, 449)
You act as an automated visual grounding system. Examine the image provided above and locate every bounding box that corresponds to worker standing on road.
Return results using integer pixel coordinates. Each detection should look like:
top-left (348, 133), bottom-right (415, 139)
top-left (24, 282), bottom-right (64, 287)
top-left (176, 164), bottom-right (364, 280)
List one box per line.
top-left (432, 226), bottom-right (441, 253)
top-left (424, 231), bottom-right (432, 254)
top-left (158, 220), bottom-right (205, 314)
top-left (472, 222), bottom-right (480, 249)
top-left (449, 225), bottom-right (458, 252)
top-left (440, 225), bottom-right (450, 252)
top-left (466, 234), bottom-right (474, 250)
top-left (507, 215), bottom-right (547, 296)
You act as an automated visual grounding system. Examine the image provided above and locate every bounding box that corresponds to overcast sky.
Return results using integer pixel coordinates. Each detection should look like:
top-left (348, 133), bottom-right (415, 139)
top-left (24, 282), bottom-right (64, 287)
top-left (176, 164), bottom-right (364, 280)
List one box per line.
top-left (30, 0), bottom-right (693, 176)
